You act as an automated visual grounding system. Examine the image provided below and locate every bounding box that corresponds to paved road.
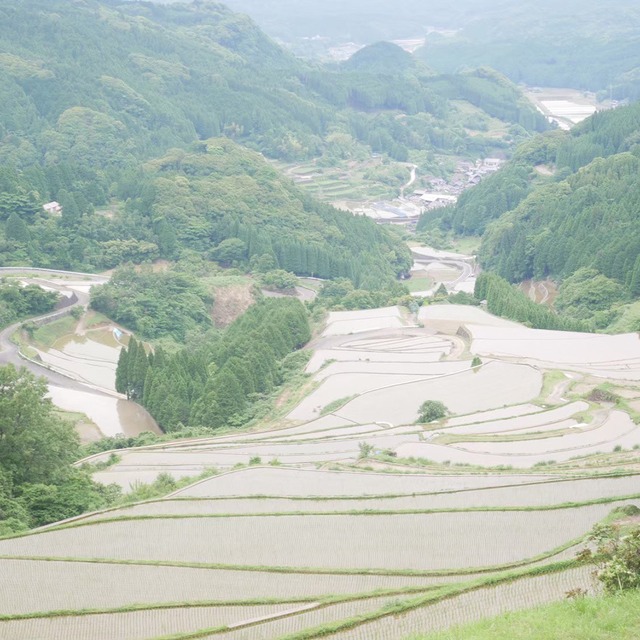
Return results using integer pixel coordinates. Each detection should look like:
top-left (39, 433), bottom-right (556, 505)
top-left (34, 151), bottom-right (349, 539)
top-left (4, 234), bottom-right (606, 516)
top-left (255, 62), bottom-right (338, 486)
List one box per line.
top-left (0, 269), bottom-right (114, 396)
top-left (412, 251), bottom-right (474, 293)
top-left (0, 267), bottom-right (108, 280)
top-left (399, 164), bottom-right (417, 198)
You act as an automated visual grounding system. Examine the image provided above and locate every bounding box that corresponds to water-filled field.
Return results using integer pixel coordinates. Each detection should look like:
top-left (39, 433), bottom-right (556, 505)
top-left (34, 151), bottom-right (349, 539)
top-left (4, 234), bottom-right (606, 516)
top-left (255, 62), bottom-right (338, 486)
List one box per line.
top-left (5, 303), bottom-right (639, 639)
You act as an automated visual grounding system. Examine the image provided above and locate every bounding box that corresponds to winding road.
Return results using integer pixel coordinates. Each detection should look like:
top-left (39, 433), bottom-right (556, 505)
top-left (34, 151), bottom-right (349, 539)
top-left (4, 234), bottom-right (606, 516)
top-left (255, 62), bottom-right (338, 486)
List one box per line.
top-left (411, 247), bottom-right (476, 294)
top-left (0, 269), bottom-right (115, 392)
top-left (399, 164), bottom-right (417, 198)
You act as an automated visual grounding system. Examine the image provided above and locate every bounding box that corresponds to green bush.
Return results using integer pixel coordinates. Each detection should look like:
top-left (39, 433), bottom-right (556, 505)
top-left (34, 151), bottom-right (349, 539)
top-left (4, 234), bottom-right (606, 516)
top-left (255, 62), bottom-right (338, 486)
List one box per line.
top-left (418, 400), bottom-right (448, 422)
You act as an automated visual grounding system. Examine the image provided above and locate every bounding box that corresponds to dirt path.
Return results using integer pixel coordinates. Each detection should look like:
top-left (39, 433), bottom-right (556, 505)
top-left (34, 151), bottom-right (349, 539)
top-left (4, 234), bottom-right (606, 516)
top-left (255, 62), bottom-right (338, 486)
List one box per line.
top-left (547, 372), bottom-right (581, 404)
top-left (538, 281), bottom-right (549, 304)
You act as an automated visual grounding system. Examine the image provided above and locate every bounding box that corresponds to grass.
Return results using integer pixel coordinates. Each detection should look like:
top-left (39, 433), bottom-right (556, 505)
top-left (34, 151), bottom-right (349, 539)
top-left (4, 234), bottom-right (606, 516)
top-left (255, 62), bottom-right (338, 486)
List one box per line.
top-left (535, 370), bottom-right (569, 404)
top-left (451, 236), bottom-right (483, 255)
top-left (200, 273), bottom-right (253, 289)
top-left (9, 328), bottom-right (38, 358)
top-left (297, 278), bottom-right (323, 292)
top-left (54, 408), bottom-right (101, 441)
top-left (409, 589), bottom-right (640, 640)
top-left (31, 316), bottom-right (78, 348)
top-left (82, 310), bottom-right (112, 328)
top-left (435, 428), bottom-right (576, 445)
top-left (406, 275), bottom-right (434, 293)
top-left (320, 395), bottom-right (357, 416)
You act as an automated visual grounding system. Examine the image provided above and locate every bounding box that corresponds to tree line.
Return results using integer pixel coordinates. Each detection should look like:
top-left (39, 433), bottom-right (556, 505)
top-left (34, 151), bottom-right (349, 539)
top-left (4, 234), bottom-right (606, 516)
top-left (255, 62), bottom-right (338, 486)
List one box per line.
top-left (0, 365), bottom-right (117, 535)
top-left (115, 298), bottom-right (311, 432)
top-left (474, 273), bottom-right (589, 332)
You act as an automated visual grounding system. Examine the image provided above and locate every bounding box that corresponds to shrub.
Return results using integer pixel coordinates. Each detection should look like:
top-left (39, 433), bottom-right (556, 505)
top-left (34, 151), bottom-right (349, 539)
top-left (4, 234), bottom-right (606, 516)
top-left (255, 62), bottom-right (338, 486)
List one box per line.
top-left (584, 519), bottom-right (640, 592)
top-left (358, 441), bottom-right (374, 459)
top-left (418, 400), bottom-right (448, 422)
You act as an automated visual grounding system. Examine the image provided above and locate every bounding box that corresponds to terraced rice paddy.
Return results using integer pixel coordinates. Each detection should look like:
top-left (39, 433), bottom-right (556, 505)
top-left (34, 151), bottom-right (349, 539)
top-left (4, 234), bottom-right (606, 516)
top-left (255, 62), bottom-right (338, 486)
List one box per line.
top-left (1, 603), bottom-right (315, 640)
top-left (0, 503), bottom-right (621, 570)
top-left (78, 473), bottom-right (640, 522)
top-left (469, 324), bottom-right (640, 380)
top-left (322, 306), bottom-right (411, 336)
top-left (174, 468), bottom-right (560, 498)
top-left (326, 566), bottom-right (596, 640)
top-left (4, 303), bottom-right (640, 639)
top-left (0, 559), bottom-right (437, 615)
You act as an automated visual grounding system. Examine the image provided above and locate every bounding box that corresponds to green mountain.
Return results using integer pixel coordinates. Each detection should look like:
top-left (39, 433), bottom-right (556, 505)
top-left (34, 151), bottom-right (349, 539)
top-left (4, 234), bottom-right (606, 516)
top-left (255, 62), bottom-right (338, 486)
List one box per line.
top-left (0, 0), bottom-right (548, 283)
top-left (0, 0), bottom-right (544, 173)
top-left (225, 0), bottom-right (640, 99)
top-left (342, 41), bottom-right (425, 75)
top-left (430, 100), bottom-right (640, 329)
top-left (418, 0), bottom-right (640, 100)
top-left (128, 138), bottom-right (414, 285)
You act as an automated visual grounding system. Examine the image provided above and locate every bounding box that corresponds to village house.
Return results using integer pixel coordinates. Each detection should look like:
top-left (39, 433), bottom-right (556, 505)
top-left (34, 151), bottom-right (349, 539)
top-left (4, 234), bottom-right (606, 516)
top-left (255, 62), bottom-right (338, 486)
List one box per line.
top-left (42, 201), bottom-right (62, 216)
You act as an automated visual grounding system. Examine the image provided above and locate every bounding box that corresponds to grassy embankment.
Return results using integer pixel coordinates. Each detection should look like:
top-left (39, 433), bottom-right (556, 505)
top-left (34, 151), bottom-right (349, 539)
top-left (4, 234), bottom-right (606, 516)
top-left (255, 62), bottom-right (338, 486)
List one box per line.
top-left (410, 589), bottom-right (640, 640)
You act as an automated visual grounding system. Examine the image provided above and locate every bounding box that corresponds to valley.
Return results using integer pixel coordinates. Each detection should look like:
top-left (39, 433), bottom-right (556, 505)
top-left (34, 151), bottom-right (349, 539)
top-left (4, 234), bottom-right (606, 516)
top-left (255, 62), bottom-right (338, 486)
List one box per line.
top-left (1, 1), bottom-right (640, 638)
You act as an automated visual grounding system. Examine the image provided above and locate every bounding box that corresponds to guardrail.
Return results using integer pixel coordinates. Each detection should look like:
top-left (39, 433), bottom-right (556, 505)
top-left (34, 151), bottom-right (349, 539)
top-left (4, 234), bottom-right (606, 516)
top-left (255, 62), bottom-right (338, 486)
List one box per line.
top-left (0, 266), bottom-right (107, 278)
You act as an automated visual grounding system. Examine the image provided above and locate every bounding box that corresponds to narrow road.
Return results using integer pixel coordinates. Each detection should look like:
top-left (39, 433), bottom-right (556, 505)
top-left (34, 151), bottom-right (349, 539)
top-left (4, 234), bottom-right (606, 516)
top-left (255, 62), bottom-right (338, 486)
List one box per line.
top-left (399, 164), bottom-right (417, 198)
top-left (0, 269), bottom-right (115, 397)
top-left (411, 251), bottom-right (474, 293)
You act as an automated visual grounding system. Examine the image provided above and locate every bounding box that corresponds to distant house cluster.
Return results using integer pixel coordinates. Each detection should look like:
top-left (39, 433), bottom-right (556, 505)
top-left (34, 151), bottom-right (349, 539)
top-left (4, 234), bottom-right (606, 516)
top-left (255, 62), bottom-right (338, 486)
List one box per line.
top-left (352, 156), bottom-right (505, 227)
top-left (407, 157), bottom-right (504, 212)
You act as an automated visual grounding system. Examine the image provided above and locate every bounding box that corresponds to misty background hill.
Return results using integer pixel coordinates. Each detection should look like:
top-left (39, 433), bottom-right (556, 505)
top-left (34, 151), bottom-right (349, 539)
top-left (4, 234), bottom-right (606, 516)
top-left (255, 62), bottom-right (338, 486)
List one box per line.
top-left (223, 0), bottom-right (640, 99)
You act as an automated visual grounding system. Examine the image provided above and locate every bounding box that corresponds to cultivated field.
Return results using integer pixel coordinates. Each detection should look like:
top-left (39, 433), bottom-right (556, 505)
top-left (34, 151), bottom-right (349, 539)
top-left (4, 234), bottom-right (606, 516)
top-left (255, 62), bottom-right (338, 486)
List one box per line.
top-left (3, 304), bottom-right (640, 639)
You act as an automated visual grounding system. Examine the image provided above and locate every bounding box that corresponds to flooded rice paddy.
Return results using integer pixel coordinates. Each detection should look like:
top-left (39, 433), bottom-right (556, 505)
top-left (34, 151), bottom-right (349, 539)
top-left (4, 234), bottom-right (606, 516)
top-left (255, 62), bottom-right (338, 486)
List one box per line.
top-left (5, 299), bottom-right (640, 639)
top-left (35, 324), bottom-right (159, 438)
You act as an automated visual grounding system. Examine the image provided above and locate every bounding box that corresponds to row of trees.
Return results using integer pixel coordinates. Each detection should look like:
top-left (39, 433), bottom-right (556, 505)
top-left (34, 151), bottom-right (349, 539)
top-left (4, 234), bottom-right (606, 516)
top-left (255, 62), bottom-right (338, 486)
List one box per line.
top-left (474, 273), bottom-right (589, 331)
top-left (115, 298), bottom-right (311, 432)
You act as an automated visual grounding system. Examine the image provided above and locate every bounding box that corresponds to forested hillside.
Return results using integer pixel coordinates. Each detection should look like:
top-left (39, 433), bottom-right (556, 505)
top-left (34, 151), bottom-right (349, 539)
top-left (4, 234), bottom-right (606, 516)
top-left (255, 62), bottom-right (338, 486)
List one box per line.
top-left (429, 100), bottom-right (640, 330)
top-left (0, 0), bottom-right (547, 284)
top-left (115, 297), bottom-right (311, 432)
top-left (477, 103), bottom-right (640, 287)
top-left (418, 0), bottom-right (640, 100)
top-left (0, 0), bottom-right (543, 171)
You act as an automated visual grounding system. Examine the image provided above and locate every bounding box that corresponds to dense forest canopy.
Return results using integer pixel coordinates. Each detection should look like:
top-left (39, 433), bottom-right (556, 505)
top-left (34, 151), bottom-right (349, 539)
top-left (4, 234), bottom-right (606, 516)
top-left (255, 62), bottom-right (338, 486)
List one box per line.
top-left (0, 0), bottom-right (543, 171)
top-left (0, 0), bottom-right (546, 283)
top-left (114, 297), bottom-right (311, 432)
top-left (419, 98), bottom-right (640, 330)
top-left (0, 278), bottom-right (58, 328)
